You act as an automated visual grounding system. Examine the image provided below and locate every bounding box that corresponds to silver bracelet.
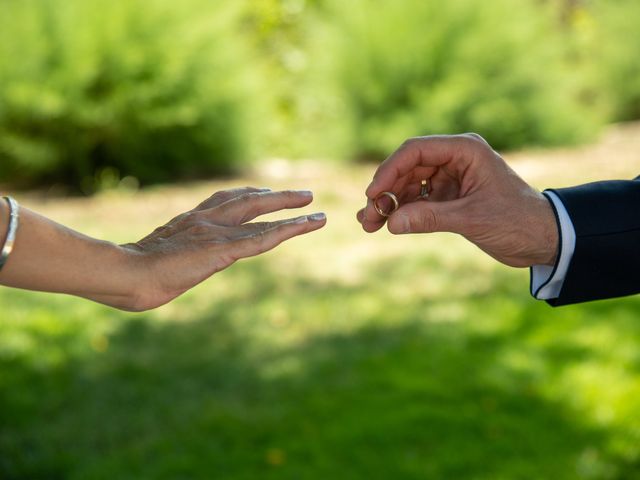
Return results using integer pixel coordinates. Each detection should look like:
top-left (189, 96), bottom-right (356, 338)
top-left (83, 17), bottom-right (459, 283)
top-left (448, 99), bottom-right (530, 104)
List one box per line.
top-left (0, 196), bottom-right (19, 272)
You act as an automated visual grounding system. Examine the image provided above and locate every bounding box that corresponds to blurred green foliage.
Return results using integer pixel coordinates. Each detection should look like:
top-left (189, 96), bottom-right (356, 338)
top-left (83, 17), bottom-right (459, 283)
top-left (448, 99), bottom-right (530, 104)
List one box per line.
top-left (590, 0), bottom-right (640, 121)
top-left (0, 0), bottom-right (254, 192)
top-left (318, 0), bottom-right (599, 157)
top-left (1, 127), bottom-right (639, 477)
top-left (2, 258), bottom-right (640, 478)
top-left (0, 0), bottom-right (639, 190)
top-left (239, 0), bottom-right (333, 159)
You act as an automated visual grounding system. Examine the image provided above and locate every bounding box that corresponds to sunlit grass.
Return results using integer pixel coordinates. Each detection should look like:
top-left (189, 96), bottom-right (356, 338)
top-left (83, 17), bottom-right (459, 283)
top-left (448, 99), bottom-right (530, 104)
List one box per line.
top-left (2, 125), bottom-right (640, 479)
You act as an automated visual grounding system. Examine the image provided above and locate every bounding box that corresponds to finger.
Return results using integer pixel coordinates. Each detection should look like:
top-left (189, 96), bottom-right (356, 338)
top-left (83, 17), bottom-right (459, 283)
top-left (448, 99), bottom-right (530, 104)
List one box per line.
top-left (365, 135), bottom-right (478, 200)
top-left (195, 186), bottom-right (272, 211)
top-left (356, 208), bottom-right (374, 227)
top-left (359, 178), bottom-right (428, 233)
top-left (360, 217), bottom-right (386, 233)
top-left (209, 190), bottom-right (315, 226)
top-left (357, 197), bottom-right (387, 232)
top-left (386, 199), bottom-right (465, 235)
top-left (385, 166), bottom-right (439, 200)
top-left (229, 213), bottom-right (327, 260)
top-left (231, 212), bottom-right (326, 239)
top-left (357, 206), bottom-right (386, 233)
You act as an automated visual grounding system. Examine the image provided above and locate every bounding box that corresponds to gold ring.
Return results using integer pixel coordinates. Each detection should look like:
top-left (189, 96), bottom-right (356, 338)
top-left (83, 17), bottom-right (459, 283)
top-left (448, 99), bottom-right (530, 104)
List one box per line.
top-left (419, 179), bottom-right (432, 199)
top-left (374, 191), bottom-right (399, 217)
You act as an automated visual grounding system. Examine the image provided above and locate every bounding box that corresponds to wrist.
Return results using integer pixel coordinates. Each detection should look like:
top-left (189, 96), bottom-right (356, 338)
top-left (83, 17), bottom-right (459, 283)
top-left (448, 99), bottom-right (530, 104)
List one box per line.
top-left (76, 241), bottom-right (149, 311)
top-left (113, 243), bottom-right (155, 311)
top-left (536, 193), bottom-right (560, 267)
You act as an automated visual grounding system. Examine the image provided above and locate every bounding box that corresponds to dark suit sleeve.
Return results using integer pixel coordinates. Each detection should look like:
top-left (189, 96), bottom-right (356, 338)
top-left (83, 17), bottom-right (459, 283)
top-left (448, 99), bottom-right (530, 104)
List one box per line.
top-left (546, 178), bottom-right (640, 306)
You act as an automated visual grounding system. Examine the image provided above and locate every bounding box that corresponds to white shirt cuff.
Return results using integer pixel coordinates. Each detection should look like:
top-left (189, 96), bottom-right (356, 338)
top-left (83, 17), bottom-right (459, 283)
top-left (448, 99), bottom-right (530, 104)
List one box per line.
top-left (530, 191), bottom-right (576, 300)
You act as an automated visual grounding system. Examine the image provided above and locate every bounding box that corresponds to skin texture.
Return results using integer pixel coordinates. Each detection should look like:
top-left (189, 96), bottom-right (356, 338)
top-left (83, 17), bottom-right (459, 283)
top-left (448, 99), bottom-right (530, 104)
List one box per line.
top-left (357, 134), bottom-right (559, 268)
top-left (0, 187), bottom-right (326, 311)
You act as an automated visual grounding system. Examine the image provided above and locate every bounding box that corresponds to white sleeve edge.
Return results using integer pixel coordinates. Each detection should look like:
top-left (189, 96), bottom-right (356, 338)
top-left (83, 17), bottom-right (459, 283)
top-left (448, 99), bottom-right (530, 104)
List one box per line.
top-left (530, 191), bottom-right (576, 300)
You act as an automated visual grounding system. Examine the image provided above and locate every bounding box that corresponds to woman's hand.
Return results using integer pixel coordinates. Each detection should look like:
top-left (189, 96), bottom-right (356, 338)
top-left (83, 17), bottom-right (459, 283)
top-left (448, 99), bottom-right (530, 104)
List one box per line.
top-left (123, 187), bottom-right (326, 310)
top-left (357, 134), bottom-right (559, 268)
top-left (0, 187), bottom-right (326, 311)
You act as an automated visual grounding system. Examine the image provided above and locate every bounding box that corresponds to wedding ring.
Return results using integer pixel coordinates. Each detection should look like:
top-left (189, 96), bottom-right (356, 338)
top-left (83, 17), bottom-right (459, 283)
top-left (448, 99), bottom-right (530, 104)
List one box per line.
top-left (419, 179), bottom-right (431, 199)
top-left (374, 191), bottom-right (399, 217)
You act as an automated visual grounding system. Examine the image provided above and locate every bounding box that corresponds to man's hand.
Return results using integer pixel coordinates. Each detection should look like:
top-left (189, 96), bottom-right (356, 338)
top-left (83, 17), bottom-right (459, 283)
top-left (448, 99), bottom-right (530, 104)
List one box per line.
top-left (357, 134), bottom-right (559, 268)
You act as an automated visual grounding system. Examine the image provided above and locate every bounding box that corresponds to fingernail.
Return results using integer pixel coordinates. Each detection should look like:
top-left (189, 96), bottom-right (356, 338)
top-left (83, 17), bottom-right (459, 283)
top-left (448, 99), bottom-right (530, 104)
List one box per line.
top-left (307, 212), bottom-right (326, 222)
top-left (296, 190), bottom-right (313, 198)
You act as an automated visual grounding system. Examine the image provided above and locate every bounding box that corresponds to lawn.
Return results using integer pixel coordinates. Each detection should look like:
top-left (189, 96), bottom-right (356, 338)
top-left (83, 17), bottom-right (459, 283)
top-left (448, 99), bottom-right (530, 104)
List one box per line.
top-left (2, 125), bottom-right (640, 479)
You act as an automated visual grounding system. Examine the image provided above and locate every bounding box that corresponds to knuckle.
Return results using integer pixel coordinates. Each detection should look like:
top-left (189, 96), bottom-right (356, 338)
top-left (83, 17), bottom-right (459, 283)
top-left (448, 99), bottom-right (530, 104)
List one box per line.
top-left (227, 192), bottom-right (257, 217)
top-left (248, 221), bottom-right (270, 232)
top-left (461, 132), bottom-right (488, 146)
top-left (424, 210), bottom-right (439, 231)
top-left (411, 210), bottom-right (438, 232)
top-left (175, 211), bottom-right (195, 225)
top-left (250, 229), bottom-right (267, 244)
top-left (186, 211), bottom-right (201, 222)
top-left (210, 191), bottom-right (231, 204)
top-left (241, 193), bottom-right (265, 216)
top-left (171, 212), bottom-right (189, 223)
top-left (282, 190), bottom-right (298, 200)
top-left (187, 221), bottom-right (210, 235)
top-left (387, 216), bottom-right (404, 234)
top-left (214, 229), bottom-right (235, 243)
top-left (240, 191), bottom-right (263, 203)
top-left (401, 137), bottom-right (420, 149)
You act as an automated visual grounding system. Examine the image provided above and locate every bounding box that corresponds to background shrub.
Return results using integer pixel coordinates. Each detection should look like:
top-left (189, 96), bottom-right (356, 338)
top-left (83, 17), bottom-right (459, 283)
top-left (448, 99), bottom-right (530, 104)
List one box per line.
top-left (238, 0), bottom-right (338, 160)
top-left (0, 0), bottom-right (255, 192)
top-left (590, 0), bottom-right (640, 122)
top-left (313, 0), bottom-right (602, 159)
top-left (0, 0), bottom-right (639, 191)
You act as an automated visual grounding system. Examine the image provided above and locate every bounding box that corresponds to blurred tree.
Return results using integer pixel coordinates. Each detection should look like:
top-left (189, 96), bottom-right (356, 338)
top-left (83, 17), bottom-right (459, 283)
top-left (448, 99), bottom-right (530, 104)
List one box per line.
top-left (0, 0), bottom-right (256, 192)
top-left (315, 0), bottom-right (601, 158)
top-left (238, 0), bottom-right (335, 159)
top-left (591, 0), bottom-right (640, 121)
top-left (0, 0), bottom-right (638, 190)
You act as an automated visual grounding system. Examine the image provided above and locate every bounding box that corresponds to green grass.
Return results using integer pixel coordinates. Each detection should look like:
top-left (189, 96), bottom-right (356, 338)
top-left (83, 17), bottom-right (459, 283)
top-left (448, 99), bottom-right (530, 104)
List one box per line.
top-left (2, 143), bottom-right (640, 479)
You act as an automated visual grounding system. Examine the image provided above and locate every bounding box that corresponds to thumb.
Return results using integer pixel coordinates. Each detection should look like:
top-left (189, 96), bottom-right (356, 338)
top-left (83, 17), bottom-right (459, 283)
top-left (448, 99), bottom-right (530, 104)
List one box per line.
top-left (387, 200), bottom-right (464, 235)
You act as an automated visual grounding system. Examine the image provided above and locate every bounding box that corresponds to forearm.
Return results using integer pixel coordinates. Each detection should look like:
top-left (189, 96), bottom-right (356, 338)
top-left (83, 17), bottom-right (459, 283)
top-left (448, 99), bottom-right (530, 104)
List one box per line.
top-left (0, 204), bottom-right (142, 310)
top-left (0, 188), bottom-right (325, 312)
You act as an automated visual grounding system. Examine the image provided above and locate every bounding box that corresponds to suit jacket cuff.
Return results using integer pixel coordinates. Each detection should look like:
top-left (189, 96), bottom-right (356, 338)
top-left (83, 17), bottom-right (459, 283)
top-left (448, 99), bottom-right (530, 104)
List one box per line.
top-left (545, 179), bottom-right (640, 306)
